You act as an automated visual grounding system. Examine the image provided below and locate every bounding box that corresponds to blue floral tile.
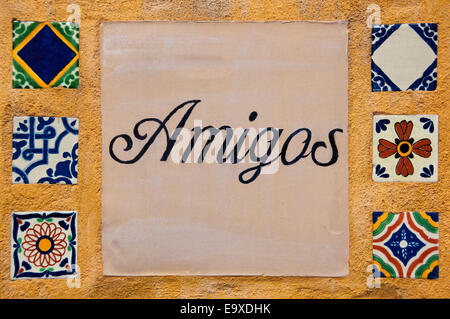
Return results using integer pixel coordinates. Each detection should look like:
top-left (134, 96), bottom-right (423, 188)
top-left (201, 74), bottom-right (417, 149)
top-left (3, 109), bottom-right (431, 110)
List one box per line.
top-left (12, 21), bottom-right (79, 88)
top-left (12, 116), bottom-right (79, 184)
top-left (11, 211), bottom-right (77, 280)
top-left (373, 211), bottom-right (439, 279)
top-left (372, 23), bottom-right (437, 91)
top-left (373, 115), bottom-right (438, 182)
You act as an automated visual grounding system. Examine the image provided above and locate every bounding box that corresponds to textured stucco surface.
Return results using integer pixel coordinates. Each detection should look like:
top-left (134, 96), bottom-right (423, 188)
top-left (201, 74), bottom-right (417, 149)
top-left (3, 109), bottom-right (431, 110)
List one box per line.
top-left (0, 0), bottom-right (448, 298)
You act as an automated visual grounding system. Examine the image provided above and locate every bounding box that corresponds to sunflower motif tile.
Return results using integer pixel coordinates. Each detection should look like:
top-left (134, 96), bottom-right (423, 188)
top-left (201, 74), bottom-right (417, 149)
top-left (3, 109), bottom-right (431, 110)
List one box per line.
top-left (12, 21), bottom-right (79, 88)
top-left (371, 23), bottom-right (437, 91)
top-left (373, 115), bottom-right (438, 182)
top-left (12, 116), bottom-right (79, 184)
top-left (11, 211), bottom-right (77, 280)
top-left (373, 211), bottom-right (439, 279)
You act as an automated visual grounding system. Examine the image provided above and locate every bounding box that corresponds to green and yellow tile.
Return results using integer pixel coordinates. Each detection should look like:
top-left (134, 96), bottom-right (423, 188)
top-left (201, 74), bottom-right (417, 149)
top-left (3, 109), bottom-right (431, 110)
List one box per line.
top-left (12, 21), bottom-right (79, 88)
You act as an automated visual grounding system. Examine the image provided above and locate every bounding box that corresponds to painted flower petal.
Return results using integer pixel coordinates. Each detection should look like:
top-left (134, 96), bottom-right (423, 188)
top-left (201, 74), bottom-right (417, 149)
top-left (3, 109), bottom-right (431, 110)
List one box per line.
top-left (23, 247), bottom-right (38, 257)
top-left (30, 253), bottom-right (41, 266)
top-left (22, 241), bottom-right (35, 250)
top-left (54, 240), bottom-right (67, 249)
top-left (41, 254), bottom-right (49, 267)
top-left (375, 164), bottom-right (381, 174)
top-left (52, 253), bottom-right (63, 263)
top-left (403, 157), bottom-right (414, 176)
top-left (48, 223), bottom-right (57, 238)
top-left (378, 139), bottom-right (397, 158)
top-left (396, 157), bottom-right (414, 177)
top-left (375, 123), bottom-right (381, 133)
top-left (395, 120), bottom-right (413, 140)
top-left (53, 247), bottom-right (66, 257)
top-left (395, 157), bottom-right (404, 176)
top-left (48, 253), bottom-right (57, 264)
top-left (41, 222), bottom-right (50, 236)
top-left (53, 232), bottom-right (66, 242)
top-left (24, 233), bottom-right (38, 242)
top-left (30, 224), bottom-right (43, 237)
top-left (413, 138), bottom-right (432, 158)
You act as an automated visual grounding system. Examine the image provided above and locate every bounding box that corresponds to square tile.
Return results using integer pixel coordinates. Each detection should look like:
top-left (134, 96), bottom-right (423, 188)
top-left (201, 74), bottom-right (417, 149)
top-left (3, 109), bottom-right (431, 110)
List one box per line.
top-left (12, 116), bottom-right (79, 184)
top-left (372, 211), bottom-right (439, 279)
top-left (373, 115), bottom-right (438, 182)
top-left (11, 211), bottom-right (77, 280)
top-left (371, 23), bottom-right (437, 91)
top-left (12, 21), bottom-right (79, 88)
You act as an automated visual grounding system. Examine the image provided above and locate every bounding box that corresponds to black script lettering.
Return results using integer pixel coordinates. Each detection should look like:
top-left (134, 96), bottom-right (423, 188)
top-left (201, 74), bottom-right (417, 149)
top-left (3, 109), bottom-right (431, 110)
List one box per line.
top-left (280, 128), bottom-right (311, 165)
top-left (109, 100), bottom-right (200, 164)
top-left (311, 128), bottom-right (343, 166)
top-left (108, 100), bottom-right (344, 184)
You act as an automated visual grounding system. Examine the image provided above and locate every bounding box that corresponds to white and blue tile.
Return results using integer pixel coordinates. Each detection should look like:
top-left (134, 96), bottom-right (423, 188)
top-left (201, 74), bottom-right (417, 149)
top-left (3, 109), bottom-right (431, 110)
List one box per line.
top-left (371, 23), bottom-right (437, 91)
top-left (11, 211), bottom-right (77, 280)
top-left (12, 116), bottom-right (78, 184)
top-left (373, 115), bottom-right (438, 182)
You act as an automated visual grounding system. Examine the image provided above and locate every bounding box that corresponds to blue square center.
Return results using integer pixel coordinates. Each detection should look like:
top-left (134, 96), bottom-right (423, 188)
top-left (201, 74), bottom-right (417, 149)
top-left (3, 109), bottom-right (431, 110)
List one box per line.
top-left (17, 25), bottom-right (76, 84)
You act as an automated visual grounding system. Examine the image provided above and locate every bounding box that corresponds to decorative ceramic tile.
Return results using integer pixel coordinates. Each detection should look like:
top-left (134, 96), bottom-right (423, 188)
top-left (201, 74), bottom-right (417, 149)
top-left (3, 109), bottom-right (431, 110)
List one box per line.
top-left (373, 211), bottom-right (439, 279)
top-left (12, 116), bottom-right (79, 184)
top-left (373, 115), bottom-right (438, 182)
top-left (12, 21), bottom-right (79, 88)
top-left (11, 211), bottom-right (77, 280)
top-left (371, 23), bottom-right (437, 91)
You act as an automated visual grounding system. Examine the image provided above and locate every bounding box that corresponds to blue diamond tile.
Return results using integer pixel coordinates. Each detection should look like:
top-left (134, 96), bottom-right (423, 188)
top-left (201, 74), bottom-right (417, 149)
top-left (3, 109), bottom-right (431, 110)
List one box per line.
top-left (12, 21), bottom-right (79, 88)
top-left (384, 223), bottom-right (425, 266)
top-left (17, 25), bottom-right (76, 84)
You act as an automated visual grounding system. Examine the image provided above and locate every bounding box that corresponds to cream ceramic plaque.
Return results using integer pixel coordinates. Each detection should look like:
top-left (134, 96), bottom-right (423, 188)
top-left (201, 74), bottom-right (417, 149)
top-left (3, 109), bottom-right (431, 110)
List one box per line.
top-left (101, 22), bottom-right (348, 276)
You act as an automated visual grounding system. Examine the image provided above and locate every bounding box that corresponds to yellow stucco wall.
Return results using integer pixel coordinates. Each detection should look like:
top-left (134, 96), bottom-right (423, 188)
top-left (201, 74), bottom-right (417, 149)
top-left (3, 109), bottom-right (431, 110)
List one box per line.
top-left (0, 0), bottom-right (448, 298)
